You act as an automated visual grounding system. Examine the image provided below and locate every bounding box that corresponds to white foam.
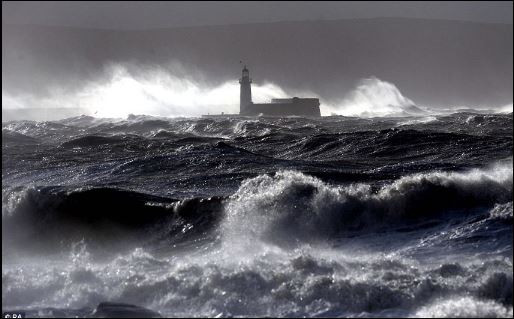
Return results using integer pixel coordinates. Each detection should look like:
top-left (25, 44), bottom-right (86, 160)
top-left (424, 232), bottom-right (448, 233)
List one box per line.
top-left (3, 245), bottom-right (512, 317)
top-left (322, 77), bottom-right (427, 117)
top-left (220, 160), bottom-right (513, 251)
top-left (414, 296), bottom-right (513, 318)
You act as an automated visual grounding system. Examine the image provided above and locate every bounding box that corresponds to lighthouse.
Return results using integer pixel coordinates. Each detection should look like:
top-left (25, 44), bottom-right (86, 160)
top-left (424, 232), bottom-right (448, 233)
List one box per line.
top-left (202, 65), bottom-right (320, 117)
top-left (239, 65), bottom-right (252, 115)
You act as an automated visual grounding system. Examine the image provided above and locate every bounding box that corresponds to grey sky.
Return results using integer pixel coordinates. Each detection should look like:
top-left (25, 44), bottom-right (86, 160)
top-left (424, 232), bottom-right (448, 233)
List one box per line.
top-left (2, 1), bottom-right (513, 29)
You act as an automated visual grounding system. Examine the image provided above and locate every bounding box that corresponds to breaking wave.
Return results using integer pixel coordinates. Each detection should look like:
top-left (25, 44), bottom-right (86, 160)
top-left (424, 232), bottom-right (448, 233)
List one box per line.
top-left (3, 240), bottom-right (512, 317)
top-left (222, 161), bottom-right (512, 248)
top-left (323, 77), bottom-right (428, 117)
top-left (2, 112), bottom-right (512, 317)
top-left (4, 160), bottom-right (511, 250)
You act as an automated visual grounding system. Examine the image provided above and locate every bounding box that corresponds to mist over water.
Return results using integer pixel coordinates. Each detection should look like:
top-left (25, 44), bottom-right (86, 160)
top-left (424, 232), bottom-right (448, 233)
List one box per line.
top-left (3, 64), bottom-right (289, 120)
top-left (321, 77), bottom-right (426, 117)
top-left (3, 64), bottom-right (511, 121)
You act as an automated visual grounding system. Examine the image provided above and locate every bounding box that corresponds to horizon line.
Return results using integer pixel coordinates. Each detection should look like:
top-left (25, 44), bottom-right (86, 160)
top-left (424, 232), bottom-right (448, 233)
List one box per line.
top-left (2, 16), bottom-right (512, 32)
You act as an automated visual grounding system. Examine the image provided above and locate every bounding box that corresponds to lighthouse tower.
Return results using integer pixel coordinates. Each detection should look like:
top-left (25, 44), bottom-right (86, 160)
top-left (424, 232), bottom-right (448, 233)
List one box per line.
top-left (239, 65), bottom-right (252, 115)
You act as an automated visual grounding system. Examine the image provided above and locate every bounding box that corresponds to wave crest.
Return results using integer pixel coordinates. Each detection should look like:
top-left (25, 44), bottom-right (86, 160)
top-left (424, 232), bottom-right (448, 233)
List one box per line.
top-left (222, 161), bottom-right (512, 247)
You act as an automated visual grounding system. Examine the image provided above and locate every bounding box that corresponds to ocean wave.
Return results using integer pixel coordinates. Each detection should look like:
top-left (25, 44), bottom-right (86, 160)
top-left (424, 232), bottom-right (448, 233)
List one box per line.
top-left (1, 186), bottom-right (224, 252)
top-left (489, 202), bottom-right (513, 220)
top-left (222, 161), bottom-right (512, 246)
top-left (60, 135), bottom-right (126, 148)
top-left (414, 296), bottom-right (513, 318)
top-left (2, 108), bottom-right (512, 317)
top-left (3, 113), bottom-right (511, 151)
top-left (2, 245), bottom-right (512, 317)
top-left (2, 129), bottom-right (40, 145)
top-left (397, 116), bottom-right (437, 126)
top-left (322, 77), bottom-right (428, 117)
top-left (3, 160), bottom-right (511, 251)
top-left (255, 127), bottom-right (511, 162)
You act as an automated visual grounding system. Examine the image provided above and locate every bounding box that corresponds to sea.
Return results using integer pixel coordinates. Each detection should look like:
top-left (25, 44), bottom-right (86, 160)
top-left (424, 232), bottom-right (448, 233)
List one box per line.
top-left (2, 112), bottom-right (513, 317)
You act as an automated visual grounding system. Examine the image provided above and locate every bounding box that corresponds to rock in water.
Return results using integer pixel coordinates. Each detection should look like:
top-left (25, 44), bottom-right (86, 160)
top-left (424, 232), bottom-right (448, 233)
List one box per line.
top-left (92, 302), bottom-right (161, 318)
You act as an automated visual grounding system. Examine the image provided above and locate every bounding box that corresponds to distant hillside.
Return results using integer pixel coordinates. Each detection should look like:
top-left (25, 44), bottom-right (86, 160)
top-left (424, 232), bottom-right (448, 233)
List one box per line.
top-left (2, 18), bottom-right (512, 108)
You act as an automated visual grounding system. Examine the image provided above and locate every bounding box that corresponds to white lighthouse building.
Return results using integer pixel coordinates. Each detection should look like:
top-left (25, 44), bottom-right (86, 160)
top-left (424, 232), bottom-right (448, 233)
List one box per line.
top-left (239, 65), bottom-right (252, 115)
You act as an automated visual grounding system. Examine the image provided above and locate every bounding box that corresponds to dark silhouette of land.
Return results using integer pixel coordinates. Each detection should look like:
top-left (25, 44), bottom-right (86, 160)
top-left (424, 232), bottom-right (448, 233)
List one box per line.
top-left (2, 18), bottom-right (512, 109)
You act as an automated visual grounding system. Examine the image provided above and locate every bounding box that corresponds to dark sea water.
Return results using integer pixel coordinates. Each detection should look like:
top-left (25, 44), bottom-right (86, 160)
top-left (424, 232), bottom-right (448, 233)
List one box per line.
top-left (2, 112), bottom-right (513, 317)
